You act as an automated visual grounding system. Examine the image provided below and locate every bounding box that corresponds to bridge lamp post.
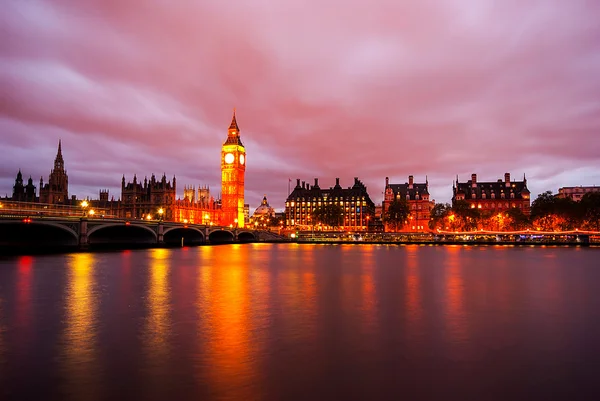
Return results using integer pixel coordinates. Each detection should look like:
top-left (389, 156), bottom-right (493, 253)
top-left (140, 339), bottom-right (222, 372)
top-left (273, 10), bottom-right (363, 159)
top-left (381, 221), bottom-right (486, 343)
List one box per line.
top-left (146, 214), bottom-right (152, 221)
top-left (204, 213), bottom-right (209, 224)
top-left (88, 209), bottom-right (95, 217)
top-left (234, 218), bottom-right (238, 228)
top-left (158, 208), bottom-right (164, 221)
top-left (80, 200), bottom-right (89, 217)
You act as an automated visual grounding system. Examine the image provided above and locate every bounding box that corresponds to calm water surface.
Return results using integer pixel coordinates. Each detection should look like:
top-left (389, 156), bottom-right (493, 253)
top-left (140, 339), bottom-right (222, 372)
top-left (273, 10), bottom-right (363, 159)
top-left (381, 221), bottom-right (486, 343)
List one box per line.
top-left (0, 244), bottom-right (599, 401)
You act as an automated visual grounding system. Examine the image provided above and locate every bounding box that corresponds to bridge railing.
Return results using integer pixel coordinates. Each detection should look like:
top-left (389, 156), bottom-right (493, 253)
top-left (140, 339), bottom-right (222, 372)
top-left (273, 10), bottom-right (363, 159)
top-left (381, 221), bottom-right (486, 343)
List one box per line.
top-left (0, 200), bottom-right (117, 218)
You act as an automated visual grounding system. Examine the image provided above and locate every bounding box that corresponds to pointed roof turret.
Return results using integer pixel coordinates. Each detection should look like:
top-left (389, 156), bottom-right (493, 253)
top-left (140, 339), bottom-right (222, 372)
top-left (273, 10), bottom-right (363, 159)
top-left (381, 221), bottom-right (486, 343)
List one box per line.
top-left (53, 139), bottom-right (64, 171)
top-left (229, 108), bottom-right (239, 131)
top-left (224, 109), bottom-right (244, 146)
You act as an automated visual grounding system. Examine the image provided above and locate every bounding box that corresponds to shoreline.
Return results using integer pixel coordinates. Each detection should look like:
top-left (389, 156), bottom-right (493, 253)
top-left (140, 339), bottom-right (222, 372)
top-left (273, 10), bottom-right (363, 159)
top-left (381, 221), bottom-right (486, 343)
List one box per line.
top-left (1, 238), bottom-right (597, 257)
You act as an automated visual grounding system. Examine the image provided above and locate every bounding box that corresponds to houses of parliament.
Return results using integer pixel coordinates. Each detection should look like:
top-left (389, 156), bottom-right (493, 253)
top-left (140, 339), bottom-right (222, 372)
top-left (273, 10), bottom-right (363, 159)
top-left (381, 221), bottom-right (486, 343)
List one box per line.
top-left (3, 112), bottom-right (247, 228)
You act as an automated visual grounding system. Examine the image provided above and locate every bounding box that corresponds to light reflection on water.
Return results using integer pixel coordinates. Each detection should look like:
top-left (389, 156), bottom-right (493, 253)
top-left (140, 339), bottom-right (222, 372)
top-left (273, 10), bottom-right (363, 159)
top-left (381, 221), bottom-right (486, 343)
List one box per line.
top-left (144, 248), bottom-right (171, 372)
top-left (0, 244), bottom-right (598, 400)
top-left (62, 253), bottom-right (100, 401)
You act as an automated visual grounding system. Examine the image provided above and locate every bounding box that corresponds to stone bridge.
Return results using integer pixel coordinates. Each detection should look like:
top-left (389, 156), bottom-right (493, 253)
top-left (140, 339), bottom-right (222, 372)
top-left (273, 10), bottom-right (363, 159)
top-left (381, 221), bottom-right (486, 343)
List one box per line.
top-left (0, 216), bottom-right (286, 251)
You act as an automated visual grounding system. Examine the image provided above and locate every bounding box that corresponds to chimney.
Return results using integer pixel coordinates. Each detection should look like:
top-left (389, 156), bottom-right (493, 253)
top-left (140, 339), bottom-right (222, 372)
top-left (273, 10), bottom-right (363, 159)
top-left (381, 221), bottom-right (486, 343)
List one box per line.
top-left (336, 177), bottom-right (340, 186)
top-left (409, 175), bottom-right (414, 189)
top-left (314, 178), bottom-right (319, 187)
top-left (354, 177), bottom-right (358, 184)
top-left (296, 179), bottom-right (300, 188)
top-left (471, 173), bottom-right (477, 188)
top-left (505, 173), bottom-right (510, 187)
top-left (385, 176), bottom-right (389, 187)
top-left (302, 181), bottom-right (305, 189)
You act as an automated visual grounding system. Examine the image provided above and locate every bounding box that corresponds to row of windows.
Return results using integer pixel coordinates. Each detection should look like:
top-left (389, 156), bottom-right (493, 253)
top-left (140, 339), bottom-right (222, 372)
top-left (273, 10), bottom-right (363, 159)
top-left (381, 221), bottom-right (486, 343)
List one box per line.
top-left (395, 194), bottom-right (428, 201)
top-left (472, 192), bottom-right (515, 199)
top-left (471, 202), bottom-right (524, 209)
top-left (287, 201), bottom-right (369, 207)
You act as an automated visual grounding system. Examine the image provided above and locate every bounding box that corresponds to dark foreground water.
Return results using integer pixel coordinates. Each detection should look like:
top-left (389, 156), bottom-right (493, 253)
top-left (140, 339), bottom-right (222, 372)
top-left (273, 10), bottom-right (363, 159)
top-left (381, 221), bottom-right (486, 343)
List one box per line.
top-left (0, 244), bottom-right (599, 401)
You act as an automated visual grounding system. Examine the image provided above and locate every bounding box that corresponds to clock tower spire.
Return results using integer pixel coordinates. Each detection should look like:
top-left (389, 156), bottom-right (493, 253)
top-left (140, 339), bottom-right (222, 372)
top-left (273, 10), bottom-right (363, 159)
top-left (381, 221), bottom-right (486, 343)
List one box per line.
top-left (220, 109), bottom-right (246, 228)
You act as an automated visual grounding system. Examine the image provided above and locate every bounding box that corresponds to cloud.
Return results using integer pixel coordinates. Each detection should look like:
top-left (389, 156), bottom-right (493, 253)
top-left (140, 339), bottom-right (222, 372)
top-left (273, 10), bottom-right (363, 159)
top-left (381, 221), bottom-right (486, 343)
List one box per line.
top-left (1, 0), bottom-right (600, 210)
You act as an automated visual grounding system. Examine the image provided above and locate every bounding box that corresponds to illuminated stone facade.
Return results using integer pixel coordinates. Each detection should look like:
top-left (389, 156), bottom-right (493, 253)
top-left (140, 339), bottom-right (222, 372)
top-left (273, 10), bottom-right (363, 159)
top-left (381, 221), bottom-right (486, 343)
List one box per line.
top-left (452, 173), bottom-right (531, 214)
top-left (285, 177), bottom-right (375, 230)
top-left (220, 111), bottom-right (246, 228)
top-left (119, 174), bottom-right (219, 223)
top-left (39, 140), bottom-right (69, 204)
top-left (383, 175), bottom-right (433, 232)
top-left (557, 186), bottom-right (600, 201)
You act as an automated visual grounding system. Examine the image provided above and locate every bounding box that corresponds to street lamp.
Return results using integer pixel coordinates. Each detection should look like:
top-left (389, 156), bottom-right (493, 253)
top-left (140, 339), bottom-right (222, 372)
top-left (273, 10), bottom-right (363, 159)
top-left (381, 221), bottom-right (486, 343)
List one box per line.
top-left (158, 208), bottom-right (164, 221)
top-left (88, 209), bottom-right (95, 217)
top-left (234, 218), bottom-right (238, 228)
top-left (80, 200), bottom-right (89, 216)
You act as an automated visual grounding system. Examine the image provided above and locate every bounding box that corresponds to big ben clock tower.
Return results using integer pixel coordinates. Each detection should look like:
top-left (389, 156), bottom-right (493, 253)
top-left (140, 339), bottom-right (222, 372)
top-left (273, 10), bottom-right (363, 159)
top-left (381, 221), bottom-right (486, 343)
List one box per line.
top-left (221, 110), bottom-right (246, 228)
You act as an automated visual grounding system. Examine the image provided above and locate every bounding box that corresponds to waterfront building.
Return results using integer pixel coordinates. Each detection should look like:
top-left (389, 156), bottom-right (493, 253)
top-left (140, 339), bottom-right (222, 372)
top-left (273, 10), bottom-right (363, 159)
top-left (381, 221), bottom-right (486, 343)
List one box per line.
top-left (452, 173), bottom-right (531, 214)
top-left (556, 186), bottom-right (600, 201)
top-left (251, 195), bottom-right (276, 228)
top-left (120, 173), bottom-right (177, 220)
top-left (220, 110), bottom-right (246, 228)
top-left (285, 177), bottom-right (375, 230)
top-left (39, 140), bottom-right (69, 204)
top-left (12, 170), bottom-right (36, 202)
top-left (119, 174), bottom-right (219, 223)
top-left (383, 175), bottom-right (434, 232)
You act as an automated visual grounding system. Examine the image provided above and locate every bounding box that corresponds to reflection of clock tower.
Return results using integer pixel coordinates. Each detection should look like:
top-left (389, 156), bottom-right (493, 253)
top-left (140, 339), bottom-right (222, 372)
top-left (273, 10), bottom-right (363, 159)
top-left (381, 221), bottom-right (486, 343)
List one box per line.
top-left (221, 110), bottom-right (246, 228)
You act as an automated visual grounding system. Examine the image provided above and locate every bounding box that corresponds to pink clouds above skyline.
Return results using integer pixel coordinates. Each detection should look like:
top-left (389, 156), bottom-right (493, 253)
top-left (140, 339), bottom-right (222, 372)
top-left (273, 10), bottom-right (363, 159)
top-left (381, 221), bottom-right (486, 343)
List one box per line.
top-left (1, 0), bottom-right (599, 210)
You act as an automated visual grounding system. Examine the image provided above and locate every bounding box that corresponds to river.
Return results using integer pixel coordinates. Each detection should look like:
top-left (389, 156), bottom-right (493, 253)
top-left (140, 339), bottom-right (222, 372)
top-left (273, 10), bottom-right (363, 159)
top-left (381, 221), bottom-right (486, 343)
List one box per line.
top-left (0, 244), bottom-right (598, 401)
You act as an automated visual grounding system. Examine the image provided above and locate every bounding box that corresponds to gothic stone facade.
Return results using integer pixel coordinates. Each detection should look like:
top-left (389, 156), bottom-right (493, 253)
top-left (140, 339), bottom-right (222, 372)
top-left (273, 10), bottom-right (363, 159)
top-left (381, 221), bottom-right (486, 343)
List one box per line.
top-left (452, 173), bottom-right (531, 214)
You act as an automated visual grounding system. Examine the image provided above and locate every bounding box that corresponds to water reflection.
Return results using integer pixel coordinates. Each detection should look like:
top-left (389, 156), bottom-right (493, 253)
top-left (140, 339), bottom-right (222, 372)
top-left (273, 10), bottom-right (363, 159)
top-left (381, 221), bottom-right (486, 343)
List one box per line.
top-left (14, 256), bottom-right (34, 356)
top-left (405, 245), bottom-right (422, 338)
top-left (444, 246), bottom-right (469, 345)
top-left (0, 290), bottom-right (4, 367)
top-left (144, 248), bottom-right (171, 369)
top-left (62, 253), bottom-right (100, 400)
top-left (199, 245), bottom-right (259, 399)
top-left (360, 245), bottom-right (377, 331)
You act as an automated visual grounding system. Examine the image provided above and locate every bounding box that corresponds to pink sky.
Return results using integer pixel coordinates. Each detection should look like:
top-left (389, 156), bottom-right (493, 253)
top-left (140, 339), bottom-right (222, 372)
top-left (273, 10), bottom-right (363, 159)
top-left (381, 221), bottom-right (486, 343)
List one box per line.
top-left (1, 0), bottom-right (599, 210)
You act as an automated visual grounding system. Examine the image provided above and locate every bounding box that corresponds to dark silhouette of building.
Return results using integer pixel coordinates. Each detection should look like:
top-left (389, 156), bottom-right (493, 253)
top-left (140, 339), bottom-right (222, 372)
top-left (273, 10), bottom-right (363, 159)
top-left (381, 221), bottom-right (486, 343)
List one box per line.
top-left (12, 169), bottom-right (36, 202)
top-left (39, 140), bottom-right (69, 204)
top-left (120, 173), bottom-right (177, 220)
top-left (285, 177), bottom-right (375, 230)
top-left (452, 173), bottom-right (531, 214)
top-left (383, 175), bottom-right (433, 232)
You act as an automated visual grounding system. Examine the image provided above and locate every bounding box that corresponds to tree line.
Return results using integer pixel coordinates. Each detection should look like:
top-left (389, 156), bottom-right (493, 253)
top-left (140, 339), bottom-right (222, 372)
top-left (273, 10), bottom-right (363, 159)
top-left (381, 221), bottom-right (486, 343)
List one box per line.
top-left (428, 191), bottom-right (600, 232)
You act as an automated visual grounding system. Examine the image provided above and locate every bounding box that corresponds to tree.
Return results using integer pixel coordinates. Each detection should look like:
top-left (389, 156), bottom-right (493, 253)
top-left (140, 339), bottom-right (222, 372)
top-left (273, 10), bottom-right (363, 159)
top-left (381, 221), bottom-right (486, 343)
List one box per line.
top-left (383, 198), bottom-right (409, 231)
top-left (505, 207), bottom-right (530, 231)
top-left (452, 200), bottom-right (480, 231)
top-left (531, 191), bottom-right (578, 230)
top-left (429, 203), bottom-right (452, 230)
top-left (268, 215), bottom-right (283, 228)
top-left (581, 192), bottom-right (600, 231)
top-left (312, 204), bottom-right (343, 228)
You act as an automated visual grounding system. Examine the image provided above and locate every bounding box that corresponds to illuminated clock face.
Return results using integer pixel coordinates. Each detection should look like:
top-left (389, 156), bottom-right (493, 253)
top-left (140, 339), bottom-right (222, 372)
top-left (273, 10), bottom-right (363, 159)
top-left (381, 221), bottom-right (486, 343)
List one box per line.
top-left (224, 153), bottom-right (234, 164)
top-left (239, 154), bottom-right (245, 165)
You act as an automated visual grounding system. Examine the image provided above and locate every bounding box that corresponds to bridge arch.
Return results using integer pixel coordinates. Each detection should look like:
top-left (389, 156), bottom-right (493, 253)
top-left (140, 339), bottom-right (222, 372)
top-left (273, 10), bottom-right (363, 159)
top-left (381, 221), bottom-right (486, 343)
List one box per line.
top-left (87, 223), bottom-right (157, 245)
top-left (163, 227), bottom-right (205, 245)
top-left (237, 231), bottom-right (257, 243)
top-left (208, 230), bottom-right (235, 244)
top-left (0, 220), bottom-right (79, 248)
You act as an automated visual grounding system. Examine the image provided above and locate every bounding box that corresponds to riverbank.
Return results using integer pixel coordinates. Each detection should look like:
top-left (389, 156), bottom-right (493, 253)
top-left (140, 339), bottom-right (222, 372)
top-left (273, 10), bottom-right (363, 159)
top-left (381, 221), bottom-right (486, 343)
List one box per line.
top-left (3, 238), bottom-right (599, 257)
